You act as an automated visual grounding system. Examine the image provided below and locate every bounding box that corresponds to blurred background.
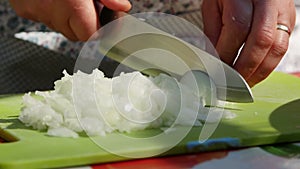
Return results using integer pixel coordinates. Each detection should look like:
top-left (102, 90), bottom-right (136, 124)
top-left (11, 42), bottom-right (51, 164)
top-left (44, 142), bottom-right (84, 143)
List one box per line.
top-left (0, 0), bottom-right (299, 94)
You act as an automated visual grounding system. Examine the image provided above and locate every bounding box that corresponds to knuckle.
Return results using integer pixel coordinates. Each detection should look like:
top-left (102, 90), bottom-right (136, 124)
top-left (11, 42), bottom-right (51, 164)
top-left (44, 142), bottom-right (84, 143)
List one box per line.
top-left (272, 41), bottom-right (289, 57)
top-left (254, 28), bottom-right (275, 49)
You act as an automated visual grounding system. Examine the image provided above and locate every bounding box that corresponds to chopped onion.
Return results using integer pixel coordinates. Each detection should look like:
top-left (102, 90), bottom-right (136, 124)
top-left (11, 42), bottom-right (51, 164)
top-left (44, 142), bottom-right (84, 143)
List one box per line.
top-left (19, 69), bottom-right (234, 138)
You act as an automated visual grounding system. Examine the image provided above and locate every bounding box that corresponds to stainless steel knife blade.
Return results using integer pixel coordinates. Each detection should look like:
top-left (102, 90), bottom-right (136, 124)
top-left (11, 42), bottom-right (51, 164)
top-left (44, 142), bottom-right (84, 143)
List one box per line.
top-left (96, 7), bottom-right (253, 103)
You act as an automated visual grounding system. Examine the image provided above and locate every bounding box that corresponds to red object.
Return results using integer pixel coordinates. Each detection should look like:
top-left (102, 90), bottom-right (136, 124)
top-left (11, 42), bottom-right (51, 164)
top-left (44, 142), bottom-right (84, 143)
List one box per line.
top-left (292, 72), bottom-right (300, 77)
top-left (92, 151), bottom-right (229, 169)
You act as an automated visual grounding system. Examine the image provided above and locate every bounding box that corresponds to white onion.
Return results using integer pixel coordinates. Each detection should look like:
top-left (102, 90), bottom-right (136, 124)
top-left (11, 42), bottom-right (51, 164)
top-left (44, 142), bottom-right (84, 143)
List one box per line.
top-left (19, 69), bottom-right (234, 138)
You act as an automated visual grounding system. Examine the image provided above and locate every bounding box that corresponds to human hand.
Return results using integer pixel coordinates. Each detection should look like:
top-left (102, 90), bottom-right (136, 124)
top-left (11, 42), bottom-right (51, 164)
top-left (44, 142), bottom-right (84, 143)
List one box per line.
top-left (202, 0), bottom-right (296, 87)
top-left (9, 0), bottom-right (131, 41)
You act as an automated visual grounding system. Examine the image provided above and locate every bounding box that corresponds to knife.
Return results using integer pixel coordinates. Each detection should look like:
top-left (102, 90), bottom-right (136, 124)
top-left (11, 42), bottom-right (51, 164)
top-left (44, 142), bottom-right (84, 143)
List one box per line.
top-left (96, 6), bottom-right (253, 103)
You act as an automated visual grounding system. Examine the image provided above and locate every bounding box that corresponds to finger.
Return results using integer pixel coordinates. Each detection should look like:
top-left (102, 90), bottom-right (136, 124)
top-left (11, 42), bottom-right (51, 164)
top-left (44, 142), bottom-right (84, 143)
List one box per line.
top-left (9, 0), bottom-right (40, 22)
top-left (215, 0), bottom-right (253, 65)
top-left (246, 0), bottom-right (295, 86)
top-left (50, 1), bottom-right (79, 41)
top-left (68, 0), bottom-right (99, 41)
top-left (234, 0), bottom-right (278, 80)
top-left (53, 22), bottom-right (78, 41)
top-left (247, 27), bottom-right (289, 87)
top-left (285, 0), bottom-right (297, 32)
top-left (202, 0), bottom-right (222, 47)
top-left (100, 0), bottom-right (132, 12)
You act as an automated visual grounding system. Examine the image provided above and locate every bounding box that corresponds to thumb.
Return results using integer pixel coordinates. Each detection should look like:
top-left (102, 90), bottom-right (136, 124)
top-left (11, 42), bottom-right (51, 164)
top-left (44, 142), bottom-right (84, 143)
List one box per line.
top-left (100, 0), bottom-right (131, 12)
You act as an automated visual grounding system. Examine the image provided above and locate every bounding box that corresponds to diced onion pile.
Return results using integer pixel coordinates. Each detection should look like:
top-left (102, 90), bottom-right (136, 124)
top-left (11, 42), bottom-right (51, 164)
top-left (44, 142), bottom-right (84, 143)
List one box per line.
top-left (19, 69), bottom-right (235, 138)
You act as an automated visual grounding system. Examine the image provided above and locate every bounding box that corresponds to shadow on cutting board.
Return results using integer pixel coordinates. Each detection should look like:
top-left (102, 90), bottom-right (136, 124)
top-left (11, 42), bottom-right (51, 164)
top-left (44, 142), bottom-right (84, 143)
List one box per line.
top-left (269, 98), bottom-right (300, 143)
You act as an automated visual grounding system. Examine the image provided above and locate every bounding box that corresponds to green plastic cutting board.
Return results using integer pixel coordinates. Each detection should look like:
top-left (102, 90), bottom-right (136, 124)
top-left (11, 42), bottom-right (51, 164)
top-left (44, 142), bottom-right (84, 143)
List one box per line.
top-left (0, 72), bottom-right (300, 169)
